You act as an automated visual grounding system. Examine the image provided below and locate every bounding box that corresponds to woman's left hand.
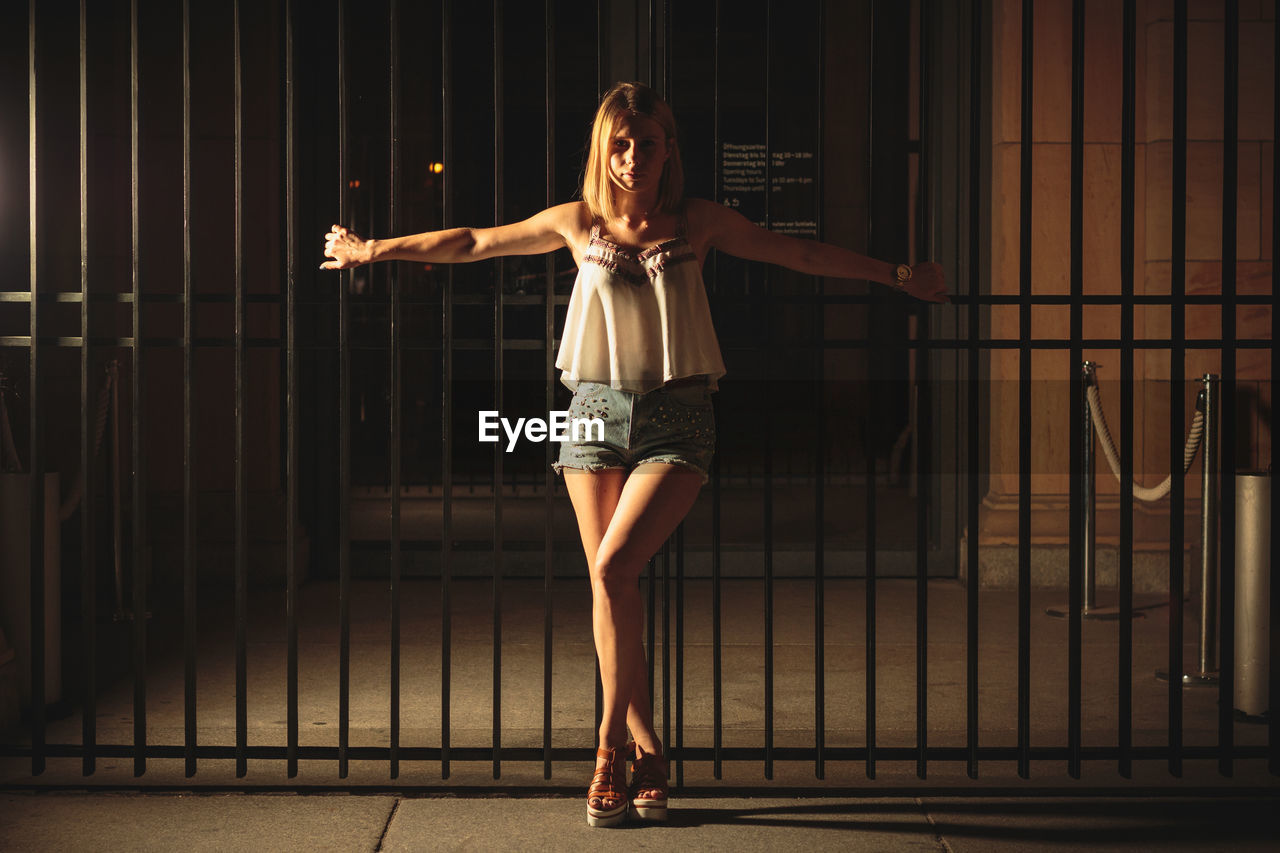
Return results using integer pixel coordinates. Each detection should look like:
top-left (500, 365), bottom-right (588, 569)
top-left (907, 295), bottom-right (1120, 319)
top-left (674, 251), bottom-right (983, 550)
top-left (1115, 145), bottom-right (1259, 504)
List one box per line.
top-left (905, 261), bottom-right (948, 304)
top-left (320, 224), bottom-right (374, 270)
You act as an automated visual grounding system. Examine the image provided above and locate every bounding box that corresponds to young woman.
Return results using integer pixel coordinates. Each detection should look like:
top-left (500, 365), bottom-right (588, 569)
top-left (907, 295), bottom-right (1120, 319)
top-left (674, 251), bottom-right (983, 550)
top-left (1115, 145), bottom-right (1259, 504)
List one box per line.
top-left (322, 81), bottom-right (947, 826)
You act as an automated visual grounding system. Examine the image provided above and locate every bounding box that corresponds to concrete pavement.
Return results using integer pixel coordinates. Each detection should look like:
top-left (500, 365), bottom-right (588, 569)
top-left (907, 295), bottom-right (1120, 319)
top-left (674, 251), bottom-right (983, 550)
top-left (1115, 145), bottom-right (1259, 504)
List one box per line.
top-left (3, 577), bottom-right (1278, 850)
top-left (3, 791), bottom-right (1280, 851)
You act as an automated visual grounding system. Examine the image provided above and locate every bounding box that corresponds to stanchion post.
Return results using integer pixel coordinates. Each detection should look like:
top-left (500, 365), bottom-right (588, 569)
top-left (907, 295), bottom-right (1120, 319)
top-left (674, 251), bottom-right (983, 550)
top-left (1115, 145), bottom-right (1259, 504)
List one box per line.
top-left (1196, 372), bottom-right (1220, 677)
top-left (1158, 373), bottom-right (1219, 685)
top-left (1083, 361), bottom-right (1098, 613)
top-left (1048, 361), bottom-right (1127, 620)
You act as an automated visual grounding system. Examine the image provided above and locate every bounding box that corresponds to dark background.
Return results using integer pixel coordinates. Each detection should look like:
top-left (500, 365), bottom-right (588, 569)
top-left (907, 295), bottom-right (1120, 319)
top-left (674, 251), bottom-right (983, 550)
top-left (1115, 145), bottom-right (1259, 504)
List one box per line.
top-left (0, 0), bottom-right (952, 586)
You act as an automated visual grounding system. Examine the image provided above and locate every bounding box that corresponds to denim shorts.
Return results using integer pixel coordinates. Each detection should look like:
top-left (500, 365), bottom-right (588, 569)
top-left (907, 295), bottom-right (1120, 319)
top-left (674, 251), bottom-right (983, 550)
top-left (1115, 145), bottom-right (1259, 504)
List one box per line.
top-left (552, 379), bottom-right (716, 483)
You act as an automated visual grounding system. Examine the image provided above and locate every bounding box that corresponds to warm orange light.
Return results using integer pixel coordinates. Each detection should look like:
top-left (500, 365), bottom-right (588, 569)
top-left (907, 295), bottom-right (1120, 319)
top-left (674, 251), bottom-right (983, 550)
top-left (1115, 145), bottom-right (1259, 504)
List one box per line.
top-left (348, 179), bottom-right (361, 188)
top-left (429, 162), bottom-right (444, 174)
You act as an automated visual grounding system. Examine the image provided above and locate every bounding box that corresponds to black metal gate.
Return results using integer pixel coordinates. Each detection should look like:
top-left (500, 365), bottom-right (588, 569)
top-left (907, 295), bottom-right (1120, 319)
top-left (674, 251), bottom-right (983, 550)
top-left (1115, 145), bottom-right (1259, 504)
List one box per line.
top-left (0, 0), bottom-right (1276, 788)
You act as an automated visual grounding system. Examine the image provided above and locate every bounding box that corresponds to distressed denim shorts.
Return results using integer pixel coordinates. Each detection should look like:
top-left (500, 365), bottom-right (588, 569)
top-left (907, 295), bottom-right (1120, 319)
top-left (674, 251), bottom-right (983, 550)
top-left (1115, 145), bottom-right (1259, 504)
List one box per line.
top-left (552, 378), bottom-right (716, 483)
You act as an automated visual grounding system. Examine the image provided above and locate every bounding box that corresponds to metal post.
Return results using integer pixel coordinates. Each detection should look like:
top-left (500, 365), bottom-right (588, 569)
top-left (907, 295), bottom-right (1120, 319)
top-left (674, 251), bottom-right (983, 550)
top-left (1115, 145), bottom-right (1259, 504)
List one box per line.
top-left (1048, 361), bottom-right (1135, 620)
top-left (1193, 373), bottom-right (1220, 680)
top-left (1084, 361), bottom-right (1097, 612)
top-left (1159, 372), bottom-right (1219, 686)
top-left (1234, 471), bottom-right (1270, 719)
top-left (1165, 0), bottom-right (1189, 774)
top-left (1016, 0), bottom-right (1034, 781)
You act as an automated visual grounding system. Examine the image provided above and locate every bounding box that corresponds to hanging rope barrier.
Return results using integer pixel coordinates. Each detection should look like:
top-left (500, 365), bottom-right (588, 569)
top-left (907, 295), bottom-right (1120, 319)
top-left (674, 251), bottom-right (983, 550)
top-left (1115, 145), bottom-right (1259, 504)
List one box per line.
top-left (1048, 364), bottom-right (1217, 624)
top-left (1085, 381), bottom-right (1205, 502)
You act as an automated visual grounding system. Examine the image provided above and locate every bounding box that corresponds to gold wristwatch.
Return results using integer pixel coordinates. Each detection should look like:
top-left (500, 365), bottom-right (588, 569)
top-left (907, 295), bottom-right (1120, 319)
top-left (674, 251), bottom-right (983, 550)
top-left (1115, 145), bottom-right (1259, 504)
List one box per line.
top-left (893, 263), bottom-right (912, 289)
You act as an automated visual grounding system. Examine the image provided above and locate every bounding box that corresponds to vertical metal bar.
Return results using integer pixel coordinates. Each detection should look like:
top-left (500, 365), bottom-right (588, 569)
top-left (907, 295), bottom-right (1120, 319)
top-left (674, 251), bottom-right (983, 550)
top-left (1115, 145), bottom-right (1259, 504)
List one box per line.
top-left (284, 0), bottom-right (299, 781)
top-left (440, 0), bottom-right (454, 780)
top-left (129, 0), bottom-right (147, 779)
top-left (711, 0), bottom-right (723, 781)
top-left (864, 0), bottom-right (877, 783)
top-left (916, 0), bottom-right (933, 782)
top-left (647, 0), bottom-right (656, 89)
top-left (111, 356), bottom-right (122, 622)
top-left (634, 0), bottom-right (642, 85)
top-left (813, 0), bottom-right (826, 782)
top-left (1067, 0), bottom-right (1085, 781)
top-left (492, 0), bottom-right (504, 781)
top-left (1083, 369), bottom-right (1097, 612)
top-left (1270, 3), bottom-right (1279, 779)
top-left (112, 361), bottom-right (123, 625)
top-left (647, 555), bottom-right (656, 712)
top-left (1218, 0), bottom-right (1239, 778)
top-left (1082, 375), bottom-right (1098, 614)
top-left (594, 658), bottom-right (603, 747)
top-left (1168, 0), bottom-right (1187, 778)
top-left (762, 0), bottom-right (774, 782)
top-left (913, 351), bottom-right (929, 777)
top-left (1200, 375), bottom-right (1220, 679)
top-left (542, 0), bottom-right (555, 782)
top-left (865, 414), bottom-right (877, 781)
top-left (79, 0), bottom-right (97, 778)
top-left (661, 0), bottom-right (672, 757)
top-left (389, 0), bottom-right (402, 781)
top-left (663, 0), bottom-right (673, 763)
top-left (965, 0), bottom-right (983, 782)
top-left (1118, 0), bottom-right (1136, 780)
top-left (233, 0), bottom-right (249, 781)
top-left (675, 524), bottom-right (684, 786)
top-left (337, 0), bottom-right (352, 780)
top-left (663, 0), bottom-right (671, 100)
top-left (27, 0), bottom-right (45, 779)
top-left (596, 0), bottom-right (606, 96)
top-left (181, 0), bottom-right (197, 780)
top-left (661, 541), bottom-right (670, 754)
top-left (711, 464), bottom-right (721, 780)
top-left (1017, 0), bottom-right (1034, 781)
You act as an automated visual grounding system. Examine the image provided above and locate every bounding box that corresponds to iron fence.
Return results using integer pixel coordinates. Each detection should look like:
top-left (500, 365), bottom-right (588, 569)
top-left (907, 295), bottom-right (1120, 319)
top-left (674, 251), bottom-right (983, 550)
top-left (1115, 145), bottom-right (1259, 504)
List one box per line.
top-left (0, 0), bottom-right (1276, 788)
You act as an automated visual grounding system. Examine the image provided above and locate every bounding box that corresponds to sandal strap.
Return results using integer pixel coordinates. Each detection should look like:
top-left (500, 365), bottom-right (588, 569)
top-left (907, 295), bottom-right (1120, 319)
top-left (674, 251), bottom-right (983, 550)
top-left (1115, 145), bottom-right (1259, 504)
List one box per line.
top-left (629, 745), bottom-right (669, 796)
top-left (588, 747), bottom-right (627, 805)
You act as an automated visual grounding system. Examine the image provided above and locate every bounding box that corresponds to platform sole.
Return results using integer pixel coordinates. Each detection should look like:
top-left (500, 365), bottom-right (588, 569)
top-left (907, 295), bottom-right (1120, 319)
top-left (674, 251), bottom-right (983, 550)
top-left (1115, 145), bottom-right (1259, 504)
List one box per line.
top-left (629, 801), bottom-right (668, 822)
top-left (586, 804), bottom-right (628, 827)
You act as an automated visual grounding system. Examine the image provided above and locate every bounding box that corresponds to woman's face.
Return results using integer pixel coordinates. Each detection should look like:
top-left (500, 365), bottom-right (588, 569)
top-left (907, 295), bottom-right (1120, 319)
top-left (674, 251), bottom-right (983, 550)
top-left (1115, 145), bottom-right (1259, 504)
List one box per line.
top-left (607, 114), bottom-right (670, 197)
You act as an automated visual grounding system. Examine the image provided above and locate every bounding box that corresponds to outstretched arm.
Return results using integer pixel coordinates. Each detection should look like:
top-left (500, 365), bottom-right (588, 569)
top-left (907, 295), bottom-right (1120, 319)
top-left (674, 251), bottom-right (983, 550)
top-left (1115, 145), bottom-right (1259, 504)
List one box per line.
top-left (320, 202), bottom-right (585, 269)
top-left (689, 198), bottom-right (948, 303)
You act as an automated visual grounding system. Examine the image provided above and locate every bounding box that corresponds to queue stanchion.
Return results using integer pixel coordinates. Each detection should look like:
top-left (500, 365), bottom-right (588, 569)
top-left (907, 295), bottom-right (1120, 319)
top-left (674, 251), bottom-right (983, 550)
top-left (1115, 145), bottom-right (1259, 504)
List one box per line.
top-left (1050, 362), bottom-right (1208, 620)
top-left (1048, 361), bottom-right (1116, 619)
top-left (1158, 373), bottom-right (1220, 687)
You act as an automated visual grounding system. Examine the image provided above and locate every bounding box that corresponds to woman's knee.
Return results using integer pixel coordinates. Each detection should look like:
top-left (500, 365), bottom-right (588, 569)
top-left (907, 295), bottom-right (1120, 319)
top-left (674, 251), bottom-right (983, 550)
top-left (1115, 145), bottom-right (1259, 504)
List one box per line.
top-left (590, 551), bottom-right (641, 598)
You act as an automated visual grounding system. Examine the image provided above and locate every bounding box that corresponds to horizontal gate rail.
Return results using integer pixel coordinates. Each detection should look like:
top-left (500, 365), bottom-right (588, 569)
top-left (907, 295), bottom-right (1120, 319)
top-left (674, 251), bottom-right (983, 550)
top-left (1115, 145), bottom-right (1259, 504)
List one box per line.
top-left (1, 743), bottom-right (1273, 764)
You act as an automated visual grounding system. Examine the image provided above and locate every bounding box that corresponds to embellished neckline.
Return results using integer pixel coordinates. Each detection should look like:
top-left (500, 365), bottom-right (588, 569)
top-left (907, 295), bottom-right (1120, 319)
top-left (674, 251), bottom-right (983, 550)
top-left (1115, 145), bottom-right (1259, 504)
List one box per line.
top-left (589, 211), bottom-right (689, 264)
top-left (589, 230), bottom-right (689, 263)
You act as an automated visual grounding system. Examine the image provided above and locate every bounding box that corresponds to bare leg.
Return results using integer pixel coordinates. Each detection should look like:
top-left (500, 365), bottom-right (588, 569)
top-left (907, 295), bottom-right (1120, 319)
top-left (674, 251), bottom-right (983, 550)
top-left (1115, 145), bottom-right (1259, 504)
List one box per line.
top-left (625, 644), bottom-right (658, 754)
top-left (566, 463), bottom-right (702, 753)
top-left (564, 469), bottom-right (668, 757)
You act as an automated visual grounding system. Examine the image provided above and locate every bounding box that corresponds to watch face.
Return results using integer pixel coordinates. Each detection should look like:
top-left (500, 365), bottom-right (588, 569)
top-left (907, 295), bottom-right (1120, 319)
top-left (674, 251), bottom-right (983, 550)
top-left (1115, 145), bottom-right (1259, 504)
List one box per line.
top-left (896, 264), bottom-right (912, 282)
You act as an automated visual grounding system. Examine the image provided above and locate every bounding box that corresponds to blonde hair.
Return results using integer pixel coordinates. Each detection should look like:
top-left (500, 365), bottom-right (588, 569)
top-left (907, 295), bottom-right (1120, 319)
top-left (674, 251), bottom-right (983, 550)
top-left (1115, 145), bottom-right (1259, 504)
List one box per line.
top-left (581, 82), bottom-right (684, 222)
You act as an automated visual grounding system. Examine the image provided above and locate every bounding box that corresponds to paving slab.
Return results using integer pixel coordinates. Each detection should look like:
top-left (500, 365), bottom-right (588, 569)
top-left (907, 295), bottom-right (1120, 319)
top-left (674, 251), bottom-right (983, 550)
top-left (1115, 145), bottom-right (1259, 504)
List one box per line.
top-left (917, 796), bottom-right (1280, 853)
top-left (381, 796), bottom-right (942, 852)
top-left (3, 792), bottom-right (1279, 851)
top-left (0, 792), bottom-right (395, 853)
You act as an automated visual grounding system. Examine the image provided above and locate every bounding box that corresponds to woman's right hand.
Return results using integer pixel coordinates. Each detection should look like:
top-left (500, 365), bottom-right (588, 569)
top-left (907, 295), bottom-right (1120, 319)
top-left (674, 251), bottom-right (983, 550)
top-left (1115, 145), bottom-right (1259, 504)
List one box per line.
top-left (320, 224), bottom-right (374, 269)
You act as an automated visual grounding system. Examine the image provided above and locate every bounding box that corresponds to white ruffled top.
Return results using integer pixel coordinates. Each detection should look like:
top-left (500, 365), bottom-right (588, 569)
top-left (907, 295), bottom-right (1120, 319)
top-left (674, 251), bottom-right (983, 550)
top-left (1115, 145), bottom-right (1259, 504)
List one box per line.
top-left (555, 218), bottom-right (727, 393)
